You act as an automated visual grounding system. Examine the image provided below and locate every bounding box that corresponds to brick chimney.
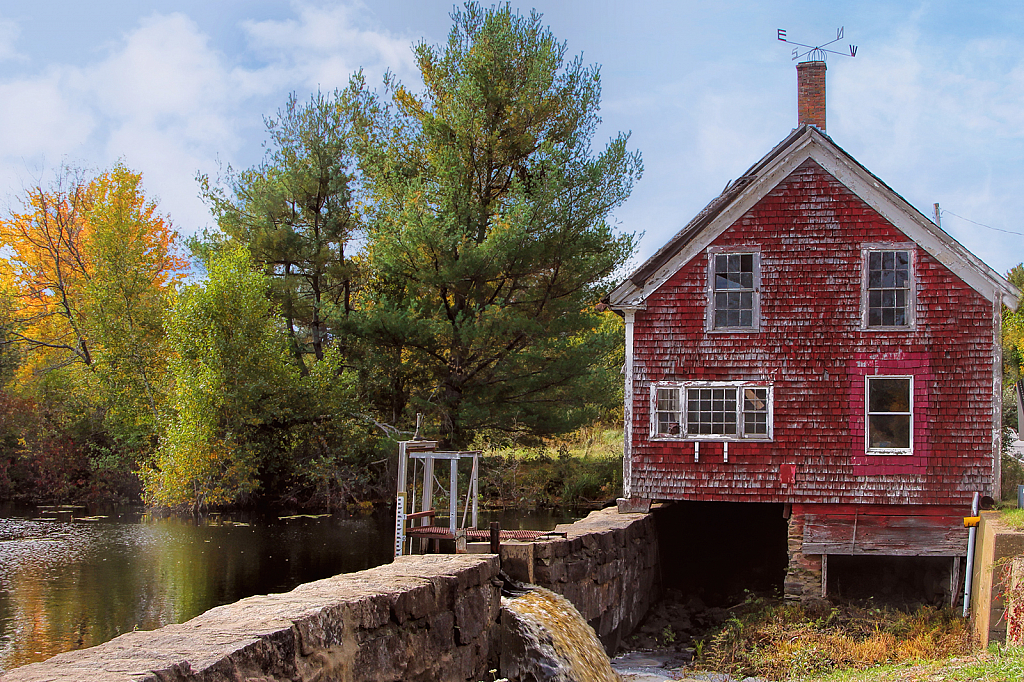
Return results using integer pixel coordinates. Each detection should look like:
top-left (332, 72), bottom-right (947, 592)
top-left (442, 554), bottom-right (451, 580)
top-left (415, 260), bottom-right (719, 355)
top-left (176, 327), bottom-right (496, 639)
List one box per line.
top-left (797, 60), bottom-right (826, 131)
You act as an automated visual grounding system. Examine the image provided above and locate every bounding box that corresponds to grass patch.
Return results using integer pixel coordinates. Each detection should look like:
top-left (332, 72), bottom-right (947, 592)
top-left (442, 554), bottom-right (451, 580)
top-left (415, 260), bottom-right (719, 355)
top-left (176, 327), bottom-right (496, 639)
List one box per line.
top-left (999, 508), bottom-right (1024, 529)
top-left (695, 595), bottom-right (973, 681)
top-left (815, 645), bottom-right (1024, 681)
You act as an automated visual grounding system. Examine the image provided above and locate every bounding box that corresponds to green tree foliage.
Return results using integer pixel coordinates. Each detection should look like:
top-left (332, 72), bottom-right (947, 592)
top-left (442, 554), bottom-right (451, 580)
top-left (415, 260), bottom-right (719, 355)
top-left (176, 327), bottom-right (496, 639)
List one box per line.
top-left (199, 91), bottom-right (360, 372)
top-left (145, 245), bottom-right (373, 510)
top-left (350, 2), bottom-right (641, 445)
top-left (1004, 264), bottom-right (1024, 386)
top-left (80, 165), bottom-right (186, 441)
top-left (147, 246), bottom-right (298, 510)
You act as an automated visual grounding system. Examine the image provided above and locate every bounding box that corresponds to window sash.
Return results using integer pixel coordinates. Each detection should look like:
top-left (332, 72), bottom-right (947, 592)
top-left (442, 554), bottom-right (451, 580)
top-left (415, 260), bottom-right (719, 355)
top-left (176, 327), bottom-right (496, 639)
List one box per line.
top-left (865, 376), bottom-right (913, 453)
top-left (708, 250), bottom-right (760, 331)
top-left (653, 383), bottom-right (771, 440)
top-left (862, 247), bottom-right (914, 329)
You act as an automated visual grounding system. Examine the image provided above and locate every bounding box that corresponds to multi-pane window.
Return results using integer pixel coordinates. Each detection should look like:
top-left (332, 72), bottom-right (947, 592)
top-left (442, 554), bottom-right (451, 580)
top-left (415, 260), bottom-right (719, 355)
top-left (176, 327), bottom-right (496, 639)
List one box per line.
top-left (866, 376), bottom-right (912, 453)
top-left (742, 388), bottom-right (770, 436)
top-left (656, 389), bottom-right (682, 435)
top-left (653, 383), bottom-right (771, 440)
top-left (687, 386), bottom-right (738, 435)
top-left (865, 249), bottom-right (912, 328)
top-left (710, 252), bottom-right (759, 330)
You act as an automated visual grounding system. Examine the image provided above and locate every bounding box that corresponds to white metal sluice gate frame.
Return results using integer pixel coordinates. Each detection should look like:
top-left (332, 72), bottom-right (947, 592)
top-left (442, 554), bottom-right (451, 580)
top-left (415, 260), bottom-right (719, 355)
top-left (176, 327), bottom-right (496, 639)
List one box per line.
top-left (394, 439), bottom-right (481, 557)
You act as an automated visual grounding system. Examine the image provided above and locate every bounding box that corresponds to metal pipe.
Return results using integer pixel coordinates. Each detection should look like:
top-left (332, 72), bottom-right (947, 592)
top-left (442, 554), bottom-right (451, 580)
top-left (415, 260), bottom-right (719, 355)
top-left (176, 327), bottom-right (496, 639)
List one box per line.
top-left (963, 491), bottom-right (981, 618)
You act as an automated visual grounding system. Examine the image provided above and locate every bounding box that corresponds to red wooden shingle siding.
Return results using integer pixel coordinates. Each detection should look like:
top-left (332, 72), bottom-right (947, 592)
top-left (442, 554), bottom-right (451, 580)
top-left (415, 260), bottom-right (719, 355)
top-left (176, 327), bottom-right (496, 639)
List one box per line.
top-left (631, 159), bottom-right (994, 506)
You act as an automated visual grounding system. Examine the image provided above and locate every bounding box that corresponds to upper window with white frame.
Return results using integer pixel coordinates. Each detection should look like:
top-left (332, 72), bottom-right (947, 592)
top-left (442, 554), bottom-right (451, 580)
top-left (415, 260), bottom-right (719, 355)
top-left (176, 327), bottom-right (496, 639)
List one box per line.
top-left (652, 381), bottom-right (772, 440)
top-left (862, 247), bottom-right (914, 329)
top-left (866, 375), bottom-right (913, 454)
top-left (708, 250), bottom-right (761, 331)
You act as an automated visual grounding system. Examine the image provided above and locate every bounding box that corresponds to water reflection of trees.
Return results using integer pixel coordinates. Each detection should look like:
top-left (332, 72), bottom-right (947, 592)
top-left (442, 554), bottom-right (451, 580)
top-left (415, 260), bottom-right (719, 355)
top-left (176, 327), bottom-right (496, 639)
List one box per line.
top-left (0, 513), bottom-right (393, 672)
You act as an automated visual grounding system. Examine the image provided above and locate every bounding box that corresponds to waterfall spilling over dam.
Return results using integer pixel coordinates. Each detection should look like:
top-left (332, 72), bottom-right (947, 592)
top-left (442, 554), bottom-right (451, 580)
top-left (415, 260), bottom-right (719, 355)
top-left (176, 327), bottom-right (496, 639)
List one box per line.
top-left (500, 587), bottom-right (621, 682)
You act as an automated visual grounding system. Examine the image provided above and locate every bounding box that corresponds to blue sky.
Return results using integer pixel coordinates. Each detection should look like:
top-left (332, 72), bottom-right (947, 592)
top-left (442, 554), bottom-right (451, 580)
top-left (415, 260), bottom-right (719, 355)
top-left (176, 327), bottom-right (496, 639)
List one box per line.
top-left (1, 1), bottom-right (1023, 275)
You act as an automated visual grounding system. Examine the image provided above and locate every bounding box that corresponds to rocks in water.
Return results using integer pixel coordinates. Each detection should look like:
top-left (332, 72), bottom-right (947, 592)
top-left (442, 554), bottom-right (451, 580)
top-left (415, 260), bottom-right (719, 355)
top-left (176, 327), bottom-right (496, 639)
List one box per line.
top-left (500, 587), bottom-right (620, 682)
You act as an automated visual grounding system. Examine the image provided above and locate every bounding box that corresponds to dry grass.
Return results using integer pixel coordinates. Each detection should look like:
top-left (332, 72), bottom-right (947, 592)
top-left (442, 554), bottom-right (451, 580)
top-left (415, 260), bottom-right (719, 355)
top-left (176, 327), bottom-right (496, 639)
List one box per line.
top-left (697, 596), bottom-right (974, 681)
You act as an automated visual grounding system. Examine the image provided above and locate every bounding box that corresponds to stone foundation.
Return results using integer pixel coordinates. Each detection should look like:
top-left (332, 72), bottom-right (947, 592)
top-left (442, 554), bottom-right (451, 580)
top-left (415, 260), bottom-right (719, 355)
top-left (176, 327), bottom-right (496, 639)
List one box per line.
top-left (784, 511), bottom-right (822, 600)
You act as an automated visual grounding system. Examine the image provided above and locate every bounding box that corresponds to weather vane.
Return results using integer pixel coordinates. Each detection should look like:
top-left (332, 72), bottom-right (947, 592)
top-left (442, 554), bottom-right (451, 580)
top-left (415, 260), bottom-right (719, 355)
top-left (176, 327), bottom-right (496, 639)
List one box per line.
top-left (777, 27), bottom-right (858, 61)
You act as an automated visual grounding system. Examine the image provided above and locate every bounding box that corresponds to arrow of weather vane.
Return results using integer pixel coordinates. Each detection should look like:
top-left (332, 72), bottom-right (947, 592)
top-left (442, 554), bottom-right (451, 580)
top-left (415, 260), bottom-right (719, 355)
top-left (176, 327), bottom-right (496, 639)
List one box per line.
top-left (777, 27), bottom-right (858, 61)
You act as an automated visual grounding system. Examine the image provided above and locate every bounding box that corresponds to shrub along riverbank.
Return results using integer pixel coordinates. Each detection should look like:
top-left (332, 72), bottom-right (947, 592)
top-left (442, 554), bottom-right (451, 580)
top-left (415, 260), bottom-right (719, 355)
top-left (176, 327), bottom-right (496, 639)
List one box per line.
top-left (0, 421), bottom-right (625, 513)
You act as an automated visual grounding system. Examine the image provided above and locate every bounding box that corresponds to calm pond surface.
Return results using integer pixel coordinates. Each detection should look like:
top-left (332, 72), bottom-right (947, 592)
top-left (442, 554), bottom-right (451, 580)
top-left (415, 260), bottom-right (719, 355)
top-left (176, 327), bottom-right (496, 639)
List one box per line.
top-left (0, 506), bottom-right (578, 672)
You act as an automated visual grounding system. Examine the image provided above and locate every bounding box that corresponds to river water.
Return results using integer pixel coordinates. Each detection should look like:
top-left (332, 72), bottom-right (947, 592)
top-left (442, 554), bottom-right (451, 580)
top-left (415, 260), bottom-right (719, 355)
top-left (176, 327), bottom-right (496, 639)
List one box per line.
top-left (0, 506), bottom-right (577, 673)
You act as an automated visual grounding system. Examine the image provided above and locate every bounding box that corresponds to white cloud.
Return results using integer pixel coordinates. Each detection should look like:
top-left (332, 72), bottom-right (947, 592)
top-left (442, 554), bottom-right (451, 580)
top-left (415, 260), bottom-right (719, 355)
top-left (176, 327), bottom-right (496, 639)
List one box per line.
top-left (0, 17), bottom-right (21, 63)
top-left (241, 1), bottom-right (417, 91)
top-left (0, 69), bottom-right (95, 159)
top-left (0, 2), bottom-right (417, 238)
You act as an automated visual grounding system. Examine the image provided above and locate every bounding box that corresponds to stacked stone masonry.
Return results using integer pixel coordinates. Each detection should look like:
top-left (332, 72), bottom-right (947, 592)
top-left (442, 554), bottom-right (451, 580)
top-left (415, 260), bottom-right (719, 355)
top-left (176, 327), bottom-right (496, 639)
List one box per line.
top-left (784, 510), bottom-right (822, 600)
top-left (498, 507), bottom-right (662, 652)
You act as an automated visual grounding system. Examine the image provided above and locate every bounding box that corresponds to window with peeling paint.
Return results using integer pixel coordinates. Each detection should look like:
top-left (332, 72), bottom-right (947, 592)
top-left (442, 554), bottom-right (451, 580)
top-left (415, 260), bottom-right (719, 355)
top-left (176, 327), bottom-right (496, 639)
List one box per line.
top-left (652, 382), bottom-right (772, 440)
top-left (863, 248), bottom-right (913, 329)
top-left (708, 251), bottom-right (760, 331)
top-left (866, 376), bottom-right (913, 453)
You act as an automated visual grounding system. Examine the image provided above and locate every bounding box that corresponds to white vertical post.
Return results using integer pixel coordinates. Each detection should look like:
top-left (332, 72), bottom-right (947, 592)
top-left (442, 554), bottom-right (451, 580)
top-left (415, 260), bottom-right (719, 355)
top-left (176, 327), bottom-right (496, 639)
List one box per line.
top-left (395, 441), bottom-right (409, 558)
top-left (408, 458), bottom-right (417, 516)
top-left (394, 492), bottom-right (407, 557)
top-left (623, 309), bottom-right (635, 499)
top-left (397, 442), bottom-right (409, 497)
top-left (449, 457), bottom-right (458, 536)
top-left (420, 455), bottom-right (434, 527)
top-left (472, 452), bottom-right (479, 529)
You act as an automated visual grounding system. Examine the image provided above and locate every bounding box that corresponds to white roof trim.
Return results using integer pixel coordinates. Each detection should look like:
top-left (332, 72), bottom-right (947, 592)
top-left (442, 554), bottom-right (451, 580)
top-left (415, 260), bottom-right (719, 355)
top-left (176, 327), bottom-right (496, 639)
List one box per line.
top-left (608, 128), bottom-right (1019, 309)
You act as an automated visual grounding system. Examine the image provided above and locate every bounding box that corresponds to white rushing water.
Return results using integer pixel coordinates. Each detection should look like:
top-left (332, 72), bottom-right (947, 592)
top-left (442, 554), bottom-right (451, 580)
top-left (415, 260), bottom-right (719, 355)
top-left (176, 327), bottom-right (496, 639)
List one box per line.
top-left (501, 587), bottom-right (621, 682)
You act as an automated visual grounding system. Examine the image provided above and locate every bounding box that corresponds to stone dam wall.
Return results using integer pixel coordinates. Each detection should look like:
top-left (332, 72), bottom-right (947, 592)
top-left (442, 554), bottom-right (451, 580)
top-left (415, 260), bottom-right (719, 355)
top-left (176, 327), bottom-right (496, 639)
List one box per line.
top-left (493, 507), bottom-right (661, 651)
top-left (1, 508), bottom-right (659, 682)
top-left (970, 511), bottom-right (1024, 647)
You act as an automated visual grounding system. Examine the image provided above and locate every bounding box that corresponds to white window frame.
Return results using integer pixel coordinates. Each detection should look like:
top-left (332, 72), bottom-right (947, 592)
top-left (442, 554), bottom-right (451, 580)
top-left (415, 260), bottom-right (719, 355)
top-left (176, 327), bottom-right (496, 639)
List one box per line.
top-left (860, 244), bottom-right (916, 331)
top-left (650, 380), bottom-right (774, 442)
top-left (706, 247), bottom-right (761, 332)
top-left (864, 375), bottom-right (914, 455)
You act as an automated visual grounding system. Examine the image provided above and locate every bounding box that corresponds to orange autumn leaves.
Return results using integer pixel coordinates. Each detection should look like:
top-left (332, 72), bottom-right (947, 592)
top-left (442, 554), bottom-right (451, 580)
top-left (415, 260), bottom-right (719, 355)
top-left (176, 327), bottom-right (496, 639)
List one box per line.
top-left (0, 164), bottom-right (186, 432)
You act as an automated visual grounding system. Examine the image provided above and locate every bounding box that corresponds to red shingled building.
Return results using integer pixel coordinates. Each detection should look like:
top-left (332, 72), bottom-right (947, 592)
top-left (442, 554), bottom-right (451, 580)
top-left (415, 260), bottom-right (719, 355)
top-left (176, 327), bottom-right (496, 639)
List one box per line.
top-left (606, 60), bottom-right (1019, 599)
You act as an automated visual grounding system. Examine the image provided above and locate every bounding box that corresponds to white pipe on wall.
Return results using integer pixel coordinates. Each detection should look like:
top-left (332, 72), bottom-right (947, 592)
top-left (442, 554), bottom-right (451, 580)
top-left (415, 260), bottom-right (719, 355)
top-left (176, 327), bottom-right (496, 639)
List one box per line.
top-left (963, 491), bottom-right (981, 618)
